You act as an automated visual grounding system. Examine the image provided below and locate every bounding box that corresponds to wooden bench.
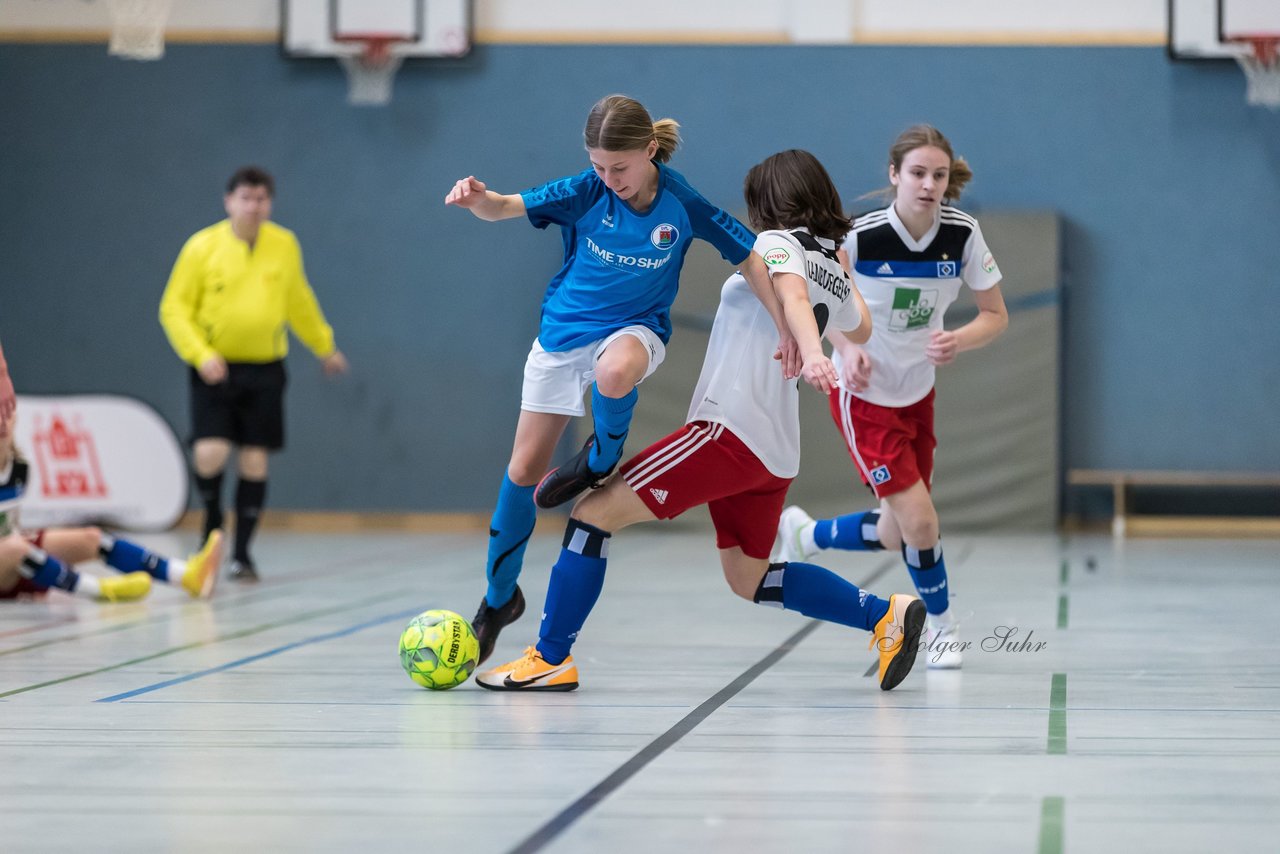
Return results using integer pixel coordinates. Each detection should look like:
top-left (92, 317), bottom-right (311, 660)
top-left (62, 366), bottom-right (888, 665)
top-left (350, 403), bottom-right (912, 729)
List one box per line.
top-left (1067, 469), bottom-right (1280, 537)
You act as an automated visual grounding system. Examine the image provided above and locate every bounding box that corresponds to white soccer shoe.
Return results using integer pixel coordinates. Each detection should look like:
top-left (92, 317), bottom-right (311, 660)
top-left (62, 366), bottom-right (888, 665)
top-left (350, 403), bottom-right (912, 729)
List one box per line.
top-left (772, 505), bottom-right (819, 564)
top-left (923, 614), bottom-right (963, 670)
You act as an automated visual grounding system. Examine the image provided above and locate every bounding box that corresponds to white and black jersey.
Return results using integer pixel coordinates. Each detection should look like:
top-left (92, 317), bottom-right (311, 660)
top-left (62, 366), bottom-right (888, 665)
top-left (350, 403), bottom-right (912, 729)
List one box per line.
top-left (687, 228), bottom-right (860, 478)
top-left (841, 203), bottom-right (1001, 407)
top-left (0, 455), bottom-right (29, 538)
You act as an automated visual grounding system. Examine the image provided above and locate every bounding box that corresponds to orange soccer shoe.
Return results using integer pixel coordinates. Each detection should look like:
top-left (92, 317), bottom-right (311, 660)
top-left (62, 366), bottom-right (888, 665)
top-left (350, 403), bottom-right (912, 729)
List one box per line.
top-left (476, 646), bottom-right (579, 692)
top-left (870, 594), bottom-right (926, 691)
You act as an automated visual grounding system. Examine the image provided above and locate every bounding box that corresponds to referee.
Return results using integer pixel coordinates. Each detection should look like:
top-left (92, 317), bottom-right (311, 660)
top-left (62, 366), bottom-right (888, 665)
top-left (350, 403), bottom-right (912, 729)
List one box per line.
top-left (159, 166), bottom-right (347, 581)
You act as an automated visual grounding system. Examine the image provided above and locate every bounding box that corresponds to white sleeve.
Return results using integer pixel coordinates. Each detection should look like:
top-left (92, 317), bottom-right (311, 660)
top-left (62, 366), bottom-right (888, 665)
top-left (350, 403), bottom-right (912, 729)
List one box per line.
top-left (839, 228), bottom-right (858, 265)
top-left (961, 220), bottom-right (1001, 291)
top-left (830, 285), bottom-right (861, 332)
top-left (752, 230), bottom-right (806, 279)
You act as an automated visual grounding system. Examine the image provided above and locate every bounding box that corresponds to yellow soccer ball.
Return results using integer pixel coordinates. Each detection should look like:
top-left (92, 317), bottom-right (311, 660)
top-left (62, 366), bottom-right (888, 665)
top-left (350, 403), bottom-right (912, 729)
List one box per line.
top-left (398, 609), bottom-right (480, 690)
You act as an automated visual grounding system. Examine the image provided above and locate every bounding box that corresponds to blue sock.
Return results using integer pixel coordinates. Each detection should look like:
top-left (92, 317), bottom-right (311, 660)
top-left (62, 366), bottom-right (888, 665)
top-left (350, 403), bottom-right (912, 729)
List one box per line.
top-left (587, 385), bottom-right (638, 474)
top-left (99, 534), bottom-right (170, 581)
top-left (753, 561), bottom-right (890, 631)
top-left (536, 518), bottom-right (610, 664)
top-left (813, 510), bottom-right (884, 551)
top-left (20, 550), bottom-right (80, 592)
top-left (485, 473), bottom-right (537, 608)
top-left (903, 542), bottom-right (949, 615)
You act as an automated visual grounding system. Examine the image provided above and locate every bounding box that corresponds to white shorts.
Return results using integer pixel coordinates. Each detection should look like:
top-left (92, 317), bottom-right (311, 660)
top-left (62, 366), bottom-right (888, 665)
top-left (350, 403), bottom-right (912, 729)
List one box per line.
top-left (521, 326), bottom-right (666, 416)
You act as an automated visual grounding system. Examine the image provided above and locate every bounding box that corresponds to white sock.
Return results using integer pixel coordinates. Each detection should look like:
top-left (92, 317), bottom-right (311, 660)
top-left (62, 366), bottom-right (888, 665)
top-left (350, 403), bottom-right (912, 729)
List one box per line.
top-left (928, 608), bottom-right (957, 629)
top-left (73, 574), bottom-right (101, 600)
top-left (799, 522), bottom-right (818, 556)
top-left (166, 559), bottom-right (188, 586)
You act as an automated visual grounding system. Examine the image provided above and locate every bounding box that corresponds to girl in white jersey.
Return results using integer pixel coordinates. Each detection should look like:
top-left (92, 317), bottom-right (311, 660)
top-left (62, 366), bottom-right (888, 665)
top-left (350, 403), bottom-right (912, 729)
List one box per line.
top-left (476, 150), bottom-right (927, 694)
top-left (445, 95), bottom-right (777, 665)
top-left (775, 126), bottom-right (1009, 670)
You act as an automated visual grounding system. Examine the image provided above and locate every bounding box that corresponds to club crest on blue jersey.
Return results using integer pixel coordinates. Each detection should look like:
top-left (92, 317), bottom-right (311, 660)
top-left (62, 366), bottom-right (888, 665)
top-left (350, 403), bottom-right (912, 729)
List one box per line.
top-left (870, 465), bottom-right (892, 485)
top-left (650, 224), bottom-right (678, 250)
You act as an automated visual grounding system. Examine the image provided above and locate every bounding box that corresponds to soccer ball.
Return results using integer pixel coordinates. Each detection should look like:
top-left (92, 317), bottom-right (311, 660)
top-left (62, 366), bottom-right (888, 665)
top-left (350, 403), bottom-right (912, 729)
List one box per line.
top-left (399, 609), bottom-right (480, 690)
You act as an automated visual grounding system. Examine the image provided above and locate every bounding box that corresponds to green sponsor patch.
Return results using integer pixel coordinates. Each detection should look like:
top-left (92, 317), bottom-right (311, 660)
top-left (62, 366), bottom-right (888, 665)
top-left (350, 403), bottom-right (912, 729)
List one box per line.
top-left (888, 287), bottom-right (937, 331)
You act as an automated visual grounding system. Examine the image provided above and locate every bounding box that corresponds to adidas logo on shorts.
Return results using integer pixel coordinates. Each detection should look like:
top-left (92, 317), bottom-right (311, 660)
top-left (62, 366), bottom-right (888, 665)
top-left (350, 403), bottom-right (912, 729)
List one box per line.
top-left (877, 262), bottom-right (894, 275)
top-left (649, 488), bottom-right (669, 505)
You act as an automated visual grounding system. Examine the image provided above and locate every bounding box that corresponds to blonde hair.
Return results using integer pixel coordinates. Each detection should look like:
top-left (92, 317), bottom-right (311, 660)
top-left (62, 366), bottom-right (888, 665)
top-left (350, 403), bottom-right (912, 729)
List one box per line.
top-left (583, 95), bottom-right (681, 163)
top-left (868, 124), bottom-right (974, 203)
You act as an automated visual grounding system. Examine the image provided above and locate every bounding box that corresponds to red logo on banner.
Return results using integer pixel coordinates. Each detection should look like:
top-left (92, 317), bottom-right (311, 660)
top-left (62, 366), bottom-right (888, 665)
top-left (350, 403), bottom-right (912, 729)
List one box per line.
top-left (33, 413), bottom-right (109, 498)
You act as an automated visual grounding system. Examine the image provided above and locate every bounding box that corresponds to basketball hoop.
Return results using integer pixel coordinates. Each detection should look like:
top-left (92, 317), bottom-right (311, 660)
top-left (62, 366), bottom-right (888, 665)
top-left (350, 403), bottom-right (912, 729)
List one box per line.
top-left (1231, 37), bottom-right (1280, 109)
top-left (335, 36), bottom-right (407, 107)
top-left (105, 0), bottom-right (172, 61)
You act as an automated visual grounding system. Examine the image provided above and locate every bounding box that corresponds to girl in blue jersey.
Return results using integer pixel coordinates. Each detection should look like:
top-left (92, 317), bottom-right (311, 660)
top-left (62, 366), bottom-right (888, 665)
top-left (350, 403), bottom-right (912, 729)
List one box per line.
top-left (445, 94), bottom-right (780, 664)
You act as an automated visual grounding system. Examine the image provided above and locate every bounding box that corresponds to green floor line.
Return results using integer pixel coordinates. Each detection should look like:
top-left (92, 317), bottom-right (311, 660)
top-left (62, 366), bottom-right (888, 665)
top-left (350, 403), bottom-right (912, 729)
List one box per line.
top-left (1057, 594), bottom-right (1069, 629)
top-left (0, 589), bottom-right (407, 699)
top-left (1059, 558), bottom-right (1069, 586)
top-left (1038, 796), bottom-right (1064, 854)
top-left (1048, 673), bottom-right (1067, 754)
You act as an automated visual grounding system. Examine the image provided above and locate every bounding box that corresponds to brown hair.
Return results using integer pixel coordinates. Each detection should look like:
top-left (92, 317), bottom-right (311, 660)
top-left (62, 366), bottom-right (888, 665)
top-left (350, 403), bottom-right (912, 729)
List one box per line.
top-left (744, 149), bottom-right (852, 242)
top-left (583, 95), bottom-right (681, 163)
top-left (226, 166), bottom-right (274, 197)
top-left (872, 124), bottom-right (973, 202)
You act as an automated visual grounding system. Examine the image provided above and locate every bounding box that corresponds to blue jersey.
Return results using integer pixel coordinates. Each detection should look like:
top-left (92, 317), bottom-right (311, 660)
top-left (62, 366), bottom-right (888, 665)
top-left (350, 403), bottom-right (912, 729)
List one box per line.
top-left (521, 163), bottom-right (754, 352)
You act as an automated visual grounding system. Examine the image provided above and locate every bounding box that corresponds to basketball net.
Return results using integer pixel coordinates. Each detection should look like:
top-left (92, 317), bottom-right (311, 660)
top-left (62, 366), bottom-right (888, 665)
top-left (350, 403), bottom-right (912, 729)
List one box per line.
top-left (337, 38), bottom-right (406, 107)
top-left (1234, 38), bottom-right (1280, 109)
top-left (105, 0), bottom-right (172, 61)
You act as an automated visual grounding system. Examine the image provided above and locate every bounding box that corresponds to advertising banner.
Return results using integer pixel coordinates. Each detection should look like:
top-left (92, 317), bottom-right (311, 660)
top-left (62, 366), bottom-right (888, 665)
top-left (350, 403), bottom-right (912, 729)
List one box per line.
top-left (13, 395), bottom-right (187, 531)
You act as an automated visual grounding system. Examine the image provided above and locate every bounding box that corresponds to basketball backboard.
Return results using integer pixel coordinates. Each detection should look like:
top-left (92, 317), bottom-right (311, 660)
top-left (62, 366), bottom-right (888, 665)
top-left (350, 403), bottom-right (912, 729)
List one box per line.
top-left (281, 0), bottom-right (471, 59)
top-left (1168, 0), bottom-right (1278, 60)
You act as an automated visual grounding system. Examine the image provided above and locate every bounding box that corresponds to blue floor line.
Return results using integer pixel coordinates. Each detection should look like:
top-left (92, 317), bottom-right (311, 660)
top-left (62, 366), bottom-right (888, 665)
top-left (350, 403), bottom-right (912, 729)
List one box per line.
top-left (95, 607), bottom-right (423, 703)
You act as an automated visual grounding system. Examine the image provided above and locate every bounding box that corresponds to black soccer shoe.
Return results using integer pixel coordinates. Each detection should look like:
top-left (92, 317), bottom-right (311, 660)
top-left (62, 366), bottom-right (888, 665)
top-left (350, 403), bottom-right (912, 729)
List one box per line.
top-left (228, 560), bottom-right (259, 583)
top-left (472, 585), bottom-right (527, 665)
top-left (534, 436), bottom-right (617, 509)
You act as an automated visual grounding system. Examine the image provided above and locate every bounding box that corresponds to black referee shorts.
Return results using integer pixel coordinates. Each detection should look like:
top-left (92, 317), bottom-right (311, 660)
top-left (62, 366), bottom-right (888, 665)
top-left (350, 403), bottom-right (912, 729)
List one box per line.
top-left (189, 360), bottom-right (288, 450)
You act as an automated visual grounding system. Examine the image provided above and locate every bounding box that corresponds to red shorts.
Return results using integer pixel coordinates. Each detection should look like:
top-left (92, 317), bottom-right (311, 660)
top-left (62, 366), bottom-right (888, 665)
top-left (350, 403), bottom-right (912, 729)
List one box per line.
top-left (1, 531), bottom-right (49, 599)
top-left (0, 576), bottom-right (46, 600)
top-left (828, 387), bottom-right (936, 499)
top-left (620, 421), bottom-right (791, 560)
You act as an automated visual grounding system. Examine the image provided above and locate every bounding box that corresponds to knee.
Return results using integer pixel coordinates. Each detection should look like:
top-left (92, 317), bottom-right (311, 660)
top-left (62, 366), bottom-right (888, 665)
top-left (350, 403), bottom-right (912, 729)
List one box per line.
top-left (237, 448), bottom-right (269, 480)
top-left (593, 364), bottom-right (637, 398)
top-left (0, 534), bottom-right (28, 566)
top-left (192, 441), bottom-right (228, 476)
top-left (80, 527), bottom-right (103, 551)
top-left (506, 456), bottom-right (543, 486)
top-left (897, 513), bottom-right (939, 548)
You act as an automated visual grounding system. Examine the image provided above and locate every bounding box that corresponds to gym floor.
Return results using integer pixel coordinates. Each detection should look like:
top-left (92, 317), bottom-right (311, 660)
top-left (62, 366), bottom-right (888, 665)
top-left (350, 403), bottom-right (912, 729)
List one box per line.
top-left (2, 527), bottom-right (1276, 853)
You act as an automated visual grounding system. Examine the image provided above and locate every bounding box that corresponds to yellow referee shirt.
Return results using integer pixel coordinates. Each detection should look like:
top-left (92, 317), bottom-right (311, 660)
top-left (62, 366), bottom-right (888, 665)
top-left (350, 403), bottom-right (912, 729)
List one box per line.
top-left (159, 220), bottom-right (335, 367)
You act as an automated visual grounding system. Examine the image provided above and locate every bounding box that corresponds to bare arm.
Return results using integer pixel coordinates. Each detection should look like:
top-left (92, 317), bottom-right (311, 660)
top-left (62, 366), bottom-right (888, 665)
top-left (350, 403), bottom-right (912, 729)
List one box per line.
top-left (0, 340), bottom-right (13, 418)
top-left (739, 253), bottom-right (800, 378)
top-left (773, 271), bottom-right (838, 394)
top-left (926, 282), bottom-right (1009, 366)
top-left (443, 176), bottom-right (526, 221)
